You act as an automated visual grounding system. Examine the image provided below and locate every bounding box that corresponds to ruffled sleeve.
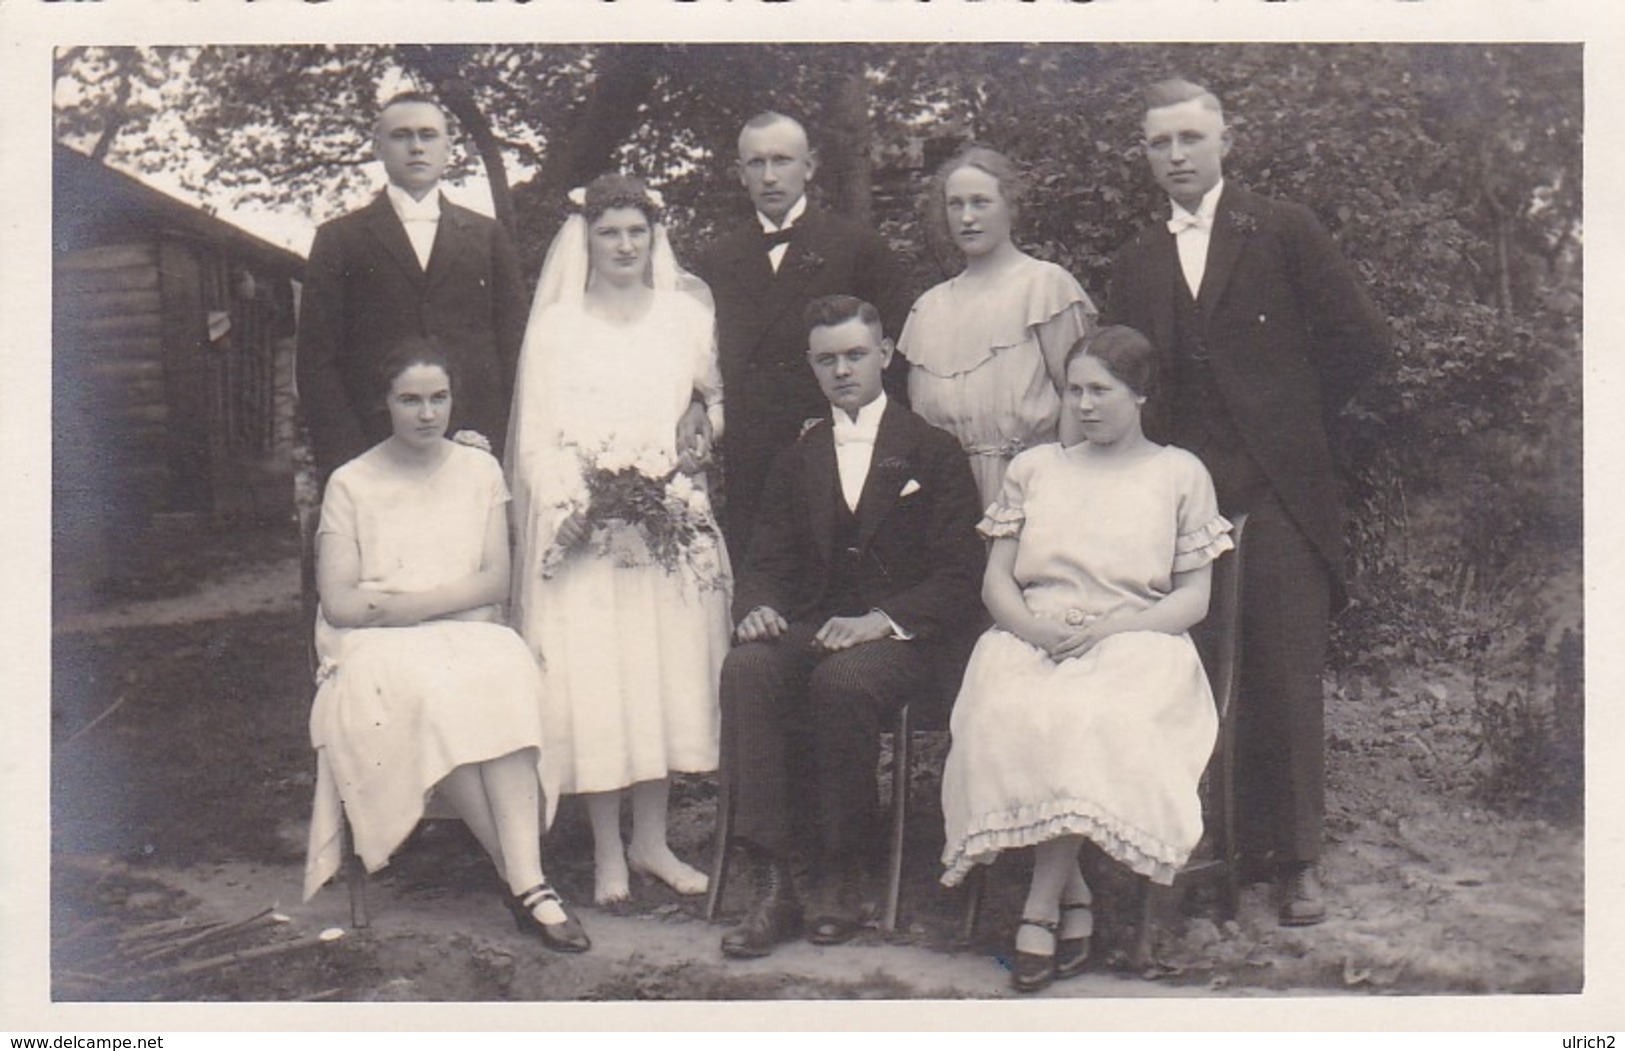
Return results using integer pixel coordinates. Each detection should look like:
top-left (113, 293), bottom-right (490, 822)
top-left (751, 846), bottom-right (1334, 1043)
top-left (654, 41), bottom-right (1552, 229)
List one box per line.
top-left (1171, 450), bottom-right (1234, 572)
top-left (976, 445), bottom-right (1043, 539)
top-left (900, 257), bottom-right (1098, 379)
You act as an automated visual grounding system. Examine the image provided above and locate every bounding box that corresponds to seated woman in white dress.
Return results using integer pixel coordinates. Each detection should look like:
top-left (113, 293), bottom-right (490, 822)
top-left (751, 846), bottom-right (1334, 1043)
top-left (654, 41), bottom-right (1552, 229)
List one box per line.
top-left (507, 174), bottom-right (732, 906)
top-left (939, 326), bottom-right (1232, 992)
top-left (304, 338), bottom-right (589, 954)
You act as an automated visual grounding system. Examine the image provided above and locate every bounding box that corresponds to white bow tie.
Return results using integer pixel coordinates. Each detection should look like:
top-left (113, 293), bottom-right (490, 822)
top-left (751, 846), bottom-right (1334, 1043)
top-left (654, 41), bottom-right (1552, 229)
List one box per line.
top-left (833, 418), bottom-right (877, 447)
top-left (1167, 211), bottom-right (1207, 235)
top-left (398, 198), bottom-right (441, 223)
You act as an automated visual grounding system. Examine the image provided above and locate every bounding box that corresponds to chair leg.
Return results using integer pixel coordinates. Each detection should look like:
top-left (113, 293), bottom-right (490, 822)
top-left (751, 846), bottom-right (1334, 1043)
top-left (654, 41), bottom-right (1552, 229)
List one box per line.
top-left (881, 704), bottom-right (910, 933)
top-left (960, 863), bottom-right (986, 945)
top-left (1219, 721), bottom-right (1241, 920)
top-left (341, 812), bottom-right (369, 929)
top-left (705, 765), bottom-right (733, 923)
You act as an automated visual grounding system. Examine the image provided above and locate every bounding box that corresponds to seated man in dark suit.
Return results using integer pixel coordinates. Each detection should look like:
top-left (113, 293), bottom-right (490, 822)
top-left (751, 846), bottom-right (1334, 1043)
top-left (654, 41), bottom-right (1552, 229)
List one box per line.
top-left (717, 294), bottom-right (985, 959)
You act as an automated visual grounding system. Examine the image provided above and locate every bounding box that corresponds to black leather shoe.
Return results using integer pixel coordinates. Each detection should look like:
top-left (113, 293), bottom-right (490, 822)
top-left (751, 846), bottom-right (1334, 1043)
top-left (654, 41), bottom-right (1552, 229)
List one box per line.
top-left (721, 856), bottom-right (803, 959)
top-left (806, 870), bottom-right (875, 946)
top-left (1278, 862), bottom-right (1327, 927)
top-left (1054, 900), bottom-right (1092, 979)
top-left (508, 882), bottom-right (592, 953)
top-left (1011, 918), bottom-right (1057, 993)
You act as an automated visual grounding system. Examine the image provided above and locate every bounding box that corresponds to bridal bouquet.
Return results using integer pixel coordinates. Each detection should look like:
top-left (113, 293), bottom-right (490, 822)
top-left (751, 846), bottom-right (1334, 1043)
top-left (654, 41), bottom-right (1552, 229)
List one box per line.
top-left (541, 439), bottom-right (726, 590)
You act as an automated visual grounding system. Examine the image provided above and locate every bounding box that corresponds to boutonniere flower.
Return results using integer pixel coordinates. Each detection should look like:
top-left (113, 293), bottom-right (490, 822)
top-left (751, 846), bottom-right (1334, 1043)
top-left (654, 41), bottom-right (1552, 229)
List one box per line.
top-left (1229, 212), bottom-right (1259, 236)
top-left (790, 248), bottom-right (826, 273)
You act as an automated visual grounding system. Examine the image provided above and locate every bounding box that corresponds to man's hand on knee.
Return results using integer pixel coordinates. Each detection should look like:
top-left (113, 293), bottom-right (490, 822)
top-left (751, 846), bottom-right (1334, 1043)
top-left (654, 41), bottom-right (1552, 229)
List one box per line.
top-left (814, 612), bottom-right (894, 652)
top-left (736, 605), bottom-right (789, 643)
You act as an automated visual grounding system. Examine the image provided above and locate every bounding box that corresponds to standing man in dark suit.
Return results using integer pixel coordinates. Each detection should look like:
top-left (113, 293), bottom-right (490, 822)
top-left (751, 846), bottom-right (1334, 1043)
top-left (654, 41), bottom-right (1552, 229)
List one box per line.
top-left (716, 295), bottom-right (983, 959)
top-left (1106, 79), bottom-right (1388, 926)
top-left (691, 112), bottom-right (913, 555)
top-left (297, 91), bottom-right (527, 483)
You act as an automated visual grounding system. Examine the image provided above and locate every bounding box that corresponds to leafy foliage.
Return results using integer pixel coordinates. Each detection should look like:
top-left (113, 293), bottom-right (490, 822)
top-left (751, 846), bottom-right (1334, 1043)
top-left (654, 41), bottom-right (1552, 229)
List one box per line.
top-left (54, 43), bottom-right (1581, 681)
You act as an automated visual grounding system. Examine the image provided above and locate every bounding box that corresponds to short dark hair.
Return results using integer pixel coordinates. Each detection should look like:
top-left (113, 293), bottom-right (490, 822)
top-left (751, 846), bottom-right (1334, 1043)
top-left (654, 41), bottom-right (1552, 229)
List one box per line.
top-left (740, 111), bottom-right (810, 145)
top-left (804, 294), bottom-right (881, 338)
top-left (376, 336), bottom-right (456, 404)
top-left (376, 90), bottom-right (450, 127)
top-left (581, 172), bottom-right (661, 225)
top-left (1142, 78), bottom-right (1224, 120)
top-left (1063, 325), bottom-right (1157, 397)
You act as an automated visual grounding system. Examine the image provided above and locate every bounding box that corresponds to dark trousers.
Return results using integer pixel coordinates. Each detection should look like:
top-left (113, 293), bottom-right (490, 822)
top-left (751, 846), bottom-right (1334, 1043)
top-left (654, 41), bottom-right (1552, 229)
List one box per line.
top-left (719, 621), bottom-right (931, 870)
top-left (1230, 491), bottom-right (1331, 866)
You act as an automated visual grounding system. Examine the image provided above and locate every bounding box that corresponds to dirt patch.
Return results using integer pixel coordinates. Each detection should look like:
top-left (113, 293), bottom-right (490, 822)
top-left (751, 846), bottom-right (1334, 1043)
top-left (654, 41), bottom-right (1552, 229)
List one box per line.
top-left (46, 522), bottom-right (1583, 1002)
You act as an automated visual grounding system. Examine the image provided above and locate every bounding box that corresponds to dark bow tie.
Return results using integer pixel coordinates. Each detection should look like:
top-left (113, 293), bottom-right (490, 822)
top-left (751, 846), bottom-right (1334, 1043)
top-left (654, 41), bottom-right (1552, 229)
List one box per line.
top-left (761, 226), bottom-right (796, 249)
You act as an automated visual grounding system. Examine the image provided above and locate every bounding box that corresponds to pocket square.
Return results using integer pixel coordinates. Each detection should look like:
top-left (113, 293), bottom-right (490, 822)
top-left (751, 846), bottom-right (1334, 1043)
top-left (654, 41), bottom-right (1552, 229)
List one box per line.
top-left (899, 478), bottom-right (922, 498)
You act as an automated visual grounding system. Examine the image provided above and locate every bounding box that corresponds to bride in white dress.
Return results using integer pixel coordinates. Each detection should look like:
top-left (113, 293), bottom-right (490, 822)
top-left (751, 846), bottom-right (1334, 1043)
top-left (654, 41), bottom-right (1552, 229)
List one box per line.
top-left (506, 174), bottom-right (731, 905)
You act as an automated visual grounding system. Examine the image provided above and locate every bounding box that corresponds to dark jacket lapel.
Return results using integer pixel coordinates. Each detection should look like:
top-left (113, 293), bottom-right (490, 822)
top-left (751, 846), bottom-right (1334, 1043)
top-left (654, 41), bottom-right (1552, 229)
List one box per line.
top-left (804, 418), bottom-right (839, 571)
top-left (1198, 183), bottom-right (1252, 324)
top-left (750, 204), bottom-right (829, 340)
top-left (854, 402), bottom-right (912, 553)
top-left (423, 194), bottom-right (470, 290)
top-left (362, 193), bottom-right (428, 287)
top-left (1142, 226), bottom-right (1182, 354)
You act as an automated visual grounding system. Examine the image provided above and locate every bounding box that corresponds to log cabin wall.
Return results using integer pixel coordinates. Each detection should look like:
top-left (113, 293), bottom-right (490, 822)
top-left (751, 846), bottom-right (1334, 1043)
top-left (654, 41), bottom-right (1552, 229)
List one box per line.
top-left (53, 145), bottom-right (302, 591)
top-left (53, 240), bottom-right (172, 588)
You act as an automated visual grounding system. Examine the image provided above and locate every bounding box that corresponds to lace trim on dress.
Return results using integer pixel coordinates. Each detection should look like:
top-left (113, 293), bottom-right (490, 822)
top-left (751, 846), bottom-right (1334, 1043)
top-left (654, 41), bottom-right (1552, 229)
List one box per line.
top-left (976, 501), bottom-right (1025, 539)
top-left (941, 796), bottom-right (1191, 888)
top-left (900, 258), bottom-right (1097, 378)
top-left (1172, 514), bottom-right (1235, 573)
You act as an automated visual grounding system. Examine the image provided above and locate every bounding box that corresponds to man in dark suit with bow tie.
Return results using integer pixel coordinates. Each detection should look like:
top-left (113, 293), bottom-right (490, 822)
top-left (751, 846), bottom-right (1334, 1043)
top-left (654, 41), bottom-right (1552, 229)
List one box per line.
top-left (691, 112), bottom-right (913, 556)
top-left (296, 91), bottom-right (527, 483)
top-left (716, 295), bottom-right (983, 959)
top-left (1106, 79), bottom-right (1389, 926)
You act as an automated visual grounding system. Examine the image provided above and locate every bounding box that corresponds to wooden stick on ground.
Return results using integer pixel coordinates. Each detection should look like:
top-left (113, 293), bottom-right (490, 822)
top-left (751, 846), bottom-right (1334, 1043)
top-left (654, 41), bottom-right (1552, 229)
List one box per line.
top-left (139, 928), bottom-right (345, 985)
top-left (63, 693), bottom-right (129, 746)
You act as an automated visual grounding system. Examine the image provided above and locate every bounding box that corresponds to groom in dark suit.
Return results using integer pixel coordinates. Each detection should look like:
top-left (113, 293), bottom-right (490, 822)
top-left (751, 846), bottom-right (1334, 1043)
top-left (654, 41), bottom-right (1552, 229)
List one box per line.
top-left (296, 91), bottom-right (527, 483)
top-left (717, 295), bottom-right (983, 959)
top-left (1106, 79), bottom-right (1389, 926)
top-left (693, 112), bottom-right (913, 555)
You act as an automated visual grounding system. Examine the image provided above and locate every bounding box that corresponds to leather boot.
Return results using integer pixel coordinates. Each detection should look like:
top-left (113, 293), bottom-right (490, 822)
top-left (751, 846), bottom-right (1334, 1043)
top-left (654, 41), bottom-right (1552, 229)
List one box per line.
top-left (807, 865), bottom-right (877, 946)
top-left (721, 852), bottom-right (804, 958)
top-left (1278, 861), bottom-right (1327, 926)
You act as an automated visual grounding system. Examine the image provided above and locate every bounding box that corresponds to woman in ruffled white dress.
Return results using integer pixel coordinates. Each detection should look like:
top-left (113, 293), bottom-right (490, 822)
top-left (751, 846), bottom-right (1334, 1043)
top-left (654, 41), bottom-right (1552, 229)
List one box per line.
top-left (899, 146), bottom-right (1099, 508)
top-left (940, 326), bottom-right (1232, 992)
top-left (506, 174), bottom-right (731, 905)
top-left (304, 338), bottom-right (589, 954)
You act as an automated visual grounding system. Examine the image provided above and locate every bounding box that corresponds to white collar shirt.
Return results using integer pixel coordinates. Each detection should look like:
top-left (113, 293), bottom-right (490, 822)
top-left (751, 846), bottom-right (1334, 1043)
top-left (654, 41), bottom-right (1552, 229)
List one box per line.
top-left (387, 184), bottom-right (442, 271)
top-left (1166, 178), bottom-right (1224, 299)
top-left (756, 194), bottom-right (808, 273)
top-left (831, 391), bottom-right (887, 512)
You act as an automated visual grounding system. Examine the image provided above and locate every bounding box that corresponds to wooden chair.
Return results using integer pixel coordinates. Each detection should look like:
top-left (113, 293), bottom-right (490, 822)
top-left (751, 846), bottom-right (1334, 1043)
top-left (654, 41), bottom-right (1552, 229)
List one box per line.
top-left (960, 511), bottom-right (1249, 939)
top-left (300, 493), bottom-right (456, 931)
top-left (704, 621), bottom-right (978, 933)
top-left (704, 703), bottom-right (917, 932)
